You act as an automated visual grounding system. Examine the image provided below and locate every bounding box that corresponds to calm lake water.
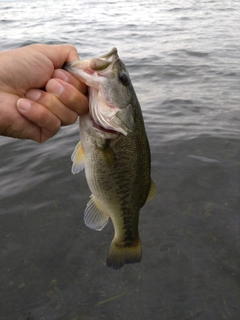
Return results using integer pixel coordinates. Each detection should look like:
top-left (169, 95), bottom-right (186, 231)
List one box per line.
top-left (1, 0), bottom-right (240, 319)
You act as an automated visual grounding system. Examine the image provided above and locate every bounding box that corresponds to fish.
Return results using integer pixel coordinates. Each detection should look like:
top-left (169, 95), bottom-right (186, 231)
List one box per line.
top-left (64, 48), bottom-right (157, 269)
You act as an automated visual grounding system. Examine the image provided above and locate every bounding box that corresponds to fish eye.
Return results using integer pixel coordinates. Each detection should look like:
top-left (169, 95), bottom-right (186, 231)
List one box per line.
top-left (118, 72), bottom-right (129, 86)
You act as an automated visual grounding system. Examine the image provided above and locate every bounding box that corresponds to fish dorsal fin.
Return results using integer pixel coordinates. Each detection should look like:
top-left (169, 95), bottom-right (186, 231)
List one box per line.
top-left (146, 179), bottom-right (157, 202)
top-left (71, 141), bottom-right (85, 174)
top-left (84, 195), bottom-right (109, 231)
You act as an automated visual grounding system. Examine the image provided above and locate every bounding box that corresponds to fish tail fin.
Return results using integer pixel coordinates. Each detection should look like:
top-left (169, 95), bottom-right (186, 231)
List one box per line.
top-left (106, 237), bottom-right (142, 270)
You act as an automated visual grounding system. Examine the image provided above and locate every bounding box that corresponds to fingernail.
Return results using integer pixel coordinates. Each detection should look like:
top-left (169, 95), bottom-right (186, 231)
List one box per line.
top-left (47, 80), bottom-right (64, 96)
top-left (26, 89), bottom-right (41, 101)
top-left (17, 99), bottom-right (31, 111)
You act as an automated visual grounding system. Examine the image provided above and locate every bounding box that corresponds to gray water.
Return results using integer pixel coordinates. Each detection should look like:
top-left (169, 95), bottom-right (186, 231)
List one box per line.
top-left (1, 0), bottom-right (240, 319)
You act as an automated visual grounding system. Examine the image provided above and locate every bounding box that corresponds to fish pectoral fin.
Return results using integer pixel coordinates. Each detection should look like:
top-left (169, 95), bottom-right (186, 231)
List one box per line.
top-left (71, 141), bottom-right (85, 174)
top-left (100, 145), bottom-right (117, 168)
top-left (84, 195), bottom-right (109, 231)
top-left (146, 179), bottom-right (157, 202)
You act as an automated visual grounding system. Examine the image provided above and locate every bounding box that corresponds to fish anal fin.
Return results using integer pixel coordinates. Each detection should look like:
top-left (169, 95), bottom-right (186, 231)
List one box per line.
top-left (146, 179), bottom-right (157, 202)
top-left (71, 141), bottom-right (85, 174)
top-left (84, 195), bottom-right (109, 231)
top-left (106, 237), bottom-right (142, 270)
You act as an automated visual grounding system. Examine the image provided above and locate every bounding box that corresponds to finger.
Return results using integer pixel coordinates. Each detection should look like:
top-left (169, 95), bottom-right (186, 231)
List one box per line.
top-left (45, 78), bottom-right (89, 115)
top-left (52, 69), bottom-right (88, 96)
top-left (29, 44), bottom-right (80, 69)
top-left (0, 92), bottom-right (40, 142)
top-left (16, 98), bottom-right (61, 143)
top-left (26, 88), bottom-right (79, 126)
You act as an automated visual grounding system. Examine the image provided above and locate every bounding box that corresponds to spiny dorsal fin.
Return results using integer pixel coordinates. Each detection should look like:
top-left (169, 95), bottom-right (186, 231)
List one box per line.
top-left (84, 195), bottom-right (109, 231)
top-left (146, 179), bottom-right (157, 202)
top-left (71, 141), bottom-right (85, 174)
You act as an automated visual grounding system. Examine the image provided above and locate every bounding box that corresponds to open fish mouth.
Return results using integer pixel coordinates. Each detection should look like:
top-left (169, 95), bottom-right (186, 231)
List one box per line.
top-left (64, 48), bottom-right (119, 86)
top-left (64, 48), bottom-right (134, 136)
top-left (70, 47), bottom-right (119, 75)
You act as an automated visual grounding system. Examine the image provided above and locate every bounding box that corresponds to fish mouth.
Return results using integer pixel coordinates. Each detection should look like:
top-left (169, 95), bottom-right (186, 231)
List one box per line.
top-left (64, 48), bottom-right (134, 135)
top-left (89, 49), bottom-right (134, 136)
top-left (88, 47), bottom-right (119, 73)
top-left (65, 48), bottom-right (119, 81)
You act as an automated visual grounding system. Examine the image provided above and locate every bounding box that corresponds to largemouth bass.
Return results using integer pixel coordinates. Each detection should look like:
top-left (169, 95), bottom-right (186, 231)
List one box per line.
top-left (64, 48), bottom-right (156, 269)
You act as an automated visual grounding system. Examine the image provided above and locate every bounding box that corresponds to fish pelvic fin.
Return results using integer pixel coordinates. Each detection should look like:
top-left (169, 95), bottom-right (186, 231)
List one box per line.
top-left (146, 179), bottom-right (157, 202)
top-left (71, 141), bottom-right (85, 174)
top-left (84, 195), bottom-right (109, 231)
top-left (106, 236), bottom-right (142, 270)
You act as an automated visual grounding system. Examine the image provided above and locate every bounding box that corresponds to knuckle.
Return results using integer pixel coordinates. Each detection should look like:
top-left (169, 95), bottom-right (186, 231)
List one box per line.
top-left (61, 111), bottom-right (78, 126)
top-left (69, 112), bottom-right (78, 124)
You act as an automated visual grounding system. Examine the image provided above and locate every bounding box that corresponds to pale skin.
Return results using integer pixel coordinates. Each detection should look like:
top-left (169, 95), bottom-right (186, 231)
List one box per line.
top-left (0, 44), bottom-right (88, 143)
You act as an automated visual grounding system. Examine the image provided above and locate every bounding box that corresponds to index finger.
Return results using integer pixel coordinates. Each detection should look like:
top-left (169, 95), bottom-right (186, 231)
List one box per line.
top-left (29, 44), bottom-right (80, 69)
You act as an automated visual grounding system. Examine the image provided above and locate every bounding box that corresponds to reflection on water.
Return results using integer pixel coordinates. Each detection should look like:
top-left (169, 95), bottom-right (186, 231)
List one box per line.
top-left (1, 0), bottom-right (240, 319)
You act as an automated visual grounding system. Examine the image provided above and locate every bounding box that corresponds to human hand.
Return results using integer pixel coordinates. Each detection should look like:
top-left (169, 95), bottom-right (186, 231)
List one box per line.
top-left (0, 44), bottom-right (88, 142)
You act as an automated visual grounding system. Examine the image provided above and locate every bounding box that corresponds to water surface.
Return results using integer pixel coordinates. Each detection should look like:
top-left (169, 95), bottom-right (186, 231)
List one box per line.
top-left (1, 1), bottom-right (240, 319)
